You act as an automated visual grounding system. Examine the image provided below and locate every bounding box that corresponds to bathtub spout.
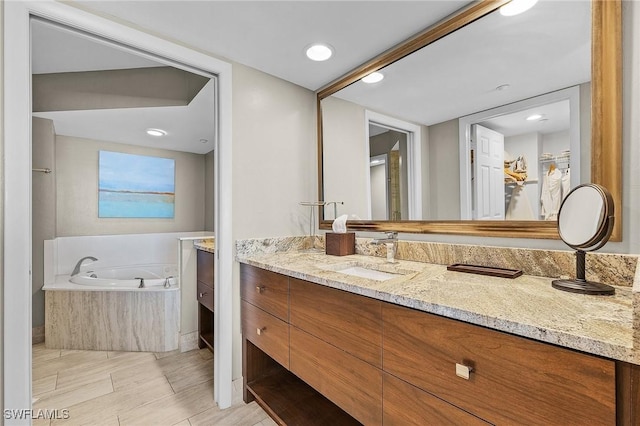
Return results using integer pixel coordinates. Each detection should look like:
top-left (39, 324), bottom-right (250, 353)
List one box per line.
top-left (164, 276), bottom-right (174, 288)
top-left (135, 277), bottom-right (145, 288)
top-left (71, 256), bottom-right (98, 276)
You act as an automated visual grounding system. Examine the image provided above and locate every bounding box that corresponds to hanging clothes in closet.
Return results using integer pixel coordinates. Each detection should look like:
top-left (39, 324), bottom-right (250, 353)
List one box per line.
top-left (541, 164), bottom-right (563, 220)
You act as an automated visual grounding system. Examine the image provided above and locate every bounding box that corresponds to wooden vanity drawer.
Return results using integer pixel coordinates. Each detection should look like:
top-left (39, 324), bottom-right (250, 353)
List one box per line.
top-left (383, 303), bottom-right (616, 425)
top-left (197, 249), bottom-right (214, 287)
top-left (242, 300), bottom-right (289, 368)
top-left (290, 278), bottom-right (382, 367)
top-left (290, 326), bottom-right (382, 425)
top-left (383, 373), bottom-right (490, 425)
top-left (240, 264), bottom-right (289, 321)
top-left (197, 281), bottom-right (214, 312)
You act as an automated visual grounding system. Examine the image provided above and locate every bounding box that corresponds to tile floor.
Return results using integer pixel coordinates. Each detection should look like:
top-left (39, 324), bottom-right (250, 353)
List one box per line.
top-left (32, 344), bottom-right (276, 426)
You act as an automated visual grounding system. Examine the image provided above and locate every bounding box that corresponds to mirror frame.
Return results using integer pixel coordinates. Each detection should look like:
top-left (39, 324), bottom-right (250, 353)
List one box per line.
top-left (317, 0), bottom-right (622, 240)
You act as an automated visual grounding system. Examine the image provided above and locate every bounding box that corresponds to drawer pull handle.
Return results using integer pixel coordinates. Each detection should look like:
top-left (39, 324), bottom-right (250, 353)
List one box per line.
top-left (199, 292), bottom-right (207, 298)
top-left (256, 327), bottom-right (266, 336)
top-left (455, 363), bottom-right (473, 380)
top-left (256, 285), bottom-right (265, 293)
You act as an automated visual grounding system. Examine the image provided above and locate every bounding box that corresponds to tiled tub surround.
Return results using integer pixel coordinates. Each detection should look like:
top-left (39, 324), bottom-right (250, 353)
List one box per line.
top-left (236, 237), bottom-right (640, 365)
top-left (45, 287), bottom-right (179, 352)
top-left (42, 232), bottom-right (210, 353)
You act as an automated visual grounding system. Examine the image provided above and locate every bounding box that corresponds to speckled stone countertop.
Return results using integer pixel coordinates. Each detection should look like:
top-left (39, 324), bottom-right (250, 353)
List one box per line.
top-left (194, 238), bottom-right (215, 253)
top-left (238, 250), bottom-right (640, 365)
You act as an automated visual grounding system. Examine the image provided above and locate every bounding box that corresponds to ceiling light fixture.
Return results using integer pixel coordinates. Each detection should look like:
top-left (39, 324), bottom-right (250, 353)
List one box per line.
top-left (306, 44), bottom-right (333, 61)
top-left (526, 114), bottom-right (543, 121)
top-left (146, 128), bottom-right (167, 137)
top-left (200, 139), bottom-right (208, 144)
top-left (362, 72), bottom-right (384, 84)
top-left (495, 84), bottom-right (510, 91)
top-left (499, 0), bottom-right (539, 17)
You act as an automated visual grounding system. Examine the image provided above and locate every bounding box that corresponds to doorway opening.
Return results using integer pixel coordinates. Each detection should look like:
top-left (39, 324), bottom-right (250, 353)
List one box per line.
top-left (3, 2), bottom-right (233, 412)
top-left (365, 111), bottom-right (423, 220)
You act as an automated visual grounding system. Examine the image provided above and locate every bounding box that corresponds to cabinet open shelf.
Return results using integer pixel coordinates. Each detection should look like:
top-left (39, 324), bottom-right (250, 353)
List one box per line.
top-left (247, 356), bottom-right (360, 426)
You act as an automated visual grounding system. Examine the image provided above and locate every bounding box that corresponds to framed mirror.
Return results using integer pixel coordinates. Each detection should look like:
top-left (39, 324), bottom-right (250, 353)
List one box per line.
top-left (317, 0), bottom-right (621, 240)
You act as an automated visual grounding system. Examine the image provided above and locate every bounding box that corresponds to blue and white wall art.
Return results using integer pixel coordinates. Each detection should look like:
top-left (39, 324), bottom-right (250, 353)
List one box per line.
top-left (98, 151), bottom-right (175, 218)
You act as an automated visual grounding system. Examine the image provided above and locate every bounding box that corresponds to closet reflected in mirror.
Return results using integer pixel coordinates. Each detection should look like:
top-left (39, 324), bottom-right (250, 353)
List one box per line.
top-left (460, 86), bottom-right (583, 221)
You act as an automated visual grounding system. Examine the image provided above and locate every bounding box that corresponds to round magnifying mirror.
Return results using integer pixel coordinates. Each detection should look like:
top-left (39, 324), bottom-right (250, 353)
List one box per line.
top-left (552, 184), bottom-right (615, 295)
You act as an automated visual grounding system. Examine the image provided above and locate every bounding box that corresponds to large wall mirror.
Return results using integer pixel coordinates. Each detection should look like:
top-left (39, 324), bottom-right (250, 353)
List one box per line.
top-left (318, 0), bottom-right (621, 240)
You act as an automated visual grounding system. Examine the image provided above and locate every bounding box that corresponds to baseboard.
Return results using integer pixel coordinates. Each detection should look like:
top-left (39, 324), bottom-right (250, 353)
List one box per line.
top-left (32, 325), bottom-right (45, 344)
top-left (179, 331), bottom-right (199, 352)
top-left (232, 377), bottom-right (244, 406)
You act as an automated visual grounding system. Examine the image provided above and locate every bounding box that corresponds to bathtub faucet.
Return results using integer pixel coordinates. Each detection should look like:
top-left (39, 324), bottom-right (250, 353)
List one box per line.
top-left (164, 276), bottom-right (174, 289)
top-left (71, 256), bottom-right (98, 276)
top-left (135, 277), bottom-right (145, 288)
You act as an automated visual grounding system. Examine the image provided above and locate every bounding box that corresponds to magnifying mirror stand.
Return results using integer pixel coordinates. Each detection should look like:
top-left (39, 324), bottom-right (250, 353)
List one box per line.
top-left (551, 250), bottom-right (615, 295)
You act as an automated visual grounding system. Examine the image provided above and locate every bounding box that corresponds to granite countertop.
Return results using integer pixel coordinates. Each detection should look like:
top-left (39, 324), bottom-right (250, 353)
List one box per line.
top-left (238, 251), bottom-right (640, 365)
top-left (194, 238), bottom-right (215, 253)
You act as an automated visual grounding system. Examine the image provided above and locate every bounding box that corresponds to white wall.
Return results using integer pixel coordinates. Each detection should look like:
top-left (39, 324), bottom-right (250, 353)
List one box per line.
top-left (32, 118), bottom-right (56, 329)
top-left (321, 96), bottom-right (368, 218)
top-left (427, 118), bottom-right (460, 219)
top-left (231, 63), bottom-right (316, 378)
top-left (370, 163), bottom-right (387, 219)
top-left (205, 150), bottom-right (215, 232)
top-left (1, 0), bottom-right (4, 414)
top-left (55, 135), bottom-right (207, 236)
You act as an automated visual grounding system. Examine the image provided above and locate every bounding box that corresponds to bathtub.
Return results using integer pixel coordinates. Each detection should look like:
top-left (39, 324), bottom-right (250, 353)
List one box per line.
top-left (44, 263), bottom-right (180, 352)
top-left (69, 264), bottom-right (179, 288)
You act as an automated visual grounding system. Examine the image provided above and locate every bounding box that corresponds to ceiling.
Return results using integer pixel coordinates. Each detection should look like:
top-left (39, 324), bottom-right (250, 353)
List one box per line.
top-left (334, 0), bottom-right (590, 129)
top-left (70, 1), bottom-right (469, 91)
top-left (31, 1), bottom-right (585, 154)
top-left (32, 1), bottom-right (469, 154)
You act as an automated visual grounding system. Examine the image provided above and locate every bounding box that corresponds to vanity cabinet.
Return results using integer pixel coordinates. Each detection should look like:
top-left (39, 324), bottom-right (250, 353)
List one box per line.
top-left (241, 264), bottom-right (361, 425)
top-left (241, 263), bottom-right (635, 425)
top-left (196, 249), bottom-right (214, 351)
top-left (383, 303), bottom-right (616, 425)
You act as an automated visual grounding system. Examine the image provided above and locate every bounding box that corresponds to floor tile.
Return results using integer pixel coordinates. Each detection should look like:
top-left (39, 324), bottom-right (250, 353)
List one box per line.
top-left (118, 379), bottom-right (215, 426)
top-left (33, 345), bottom-right (273, 425)
top-left (33, 351), bottom-right (108, 381)
top-left (165, 355), bottom-right (213, 393)
top-left (34, 374), bottom-right (58, 396)
top-left (34, 377), bottom-right (113, 411)
top-left (190, 401), bottom-right (267, 426)
top-left (51, 376), bottom-right (173, 426)
top-left (56, 351), bottom-right (156, 391)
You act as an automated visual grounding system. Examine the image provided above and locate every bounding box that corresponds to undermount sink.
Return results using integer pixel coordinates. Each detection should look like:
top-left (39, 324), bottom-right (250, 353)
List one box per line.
top-left (319, 262), bottom-right (414, 282)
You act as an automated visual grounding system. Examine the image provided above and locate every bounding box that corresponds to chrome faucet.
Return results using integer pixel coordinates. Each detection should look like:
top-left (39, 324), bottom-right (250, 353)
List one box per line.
top-left (135, 277), bottom-right (145, 288)
top-left (71, 256), bottom-right (98, 276)
top-left (372, 232), bottom-right (399, 263)
top-left (163, 276), bottom-right (174, 289)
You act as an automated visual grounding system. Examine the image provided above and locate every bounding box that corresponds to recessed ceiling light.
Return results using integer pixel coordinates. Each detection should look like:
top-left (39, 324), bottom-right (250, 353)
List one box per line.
top-left (500, 0), bottom-right (539, 17)
top-left (495, 84), bottom-right (511, 91)
top-left (146, 128), bottom-right (167, 137)
top-left (305, 44), bottom-right (333, 61)
top-left (526, 114), bottom-right (543, 121)
top-left (362, 72), bottom-right (384, 84)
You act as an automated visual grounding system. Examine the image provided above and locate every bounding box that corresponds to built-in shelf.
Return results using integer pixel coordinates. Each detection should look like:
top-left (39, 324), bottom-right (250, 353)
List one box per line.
top-left (247, 359), bottom-right (361, 426)
top-left (540, 156), bottom-right (570, 163)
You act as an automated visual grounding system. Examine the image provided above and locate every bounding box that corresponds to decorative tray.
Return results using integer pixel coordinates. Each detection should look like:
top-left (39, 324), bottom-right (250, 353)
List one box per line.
top-left (446, 263), bottom-right (523, 279)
